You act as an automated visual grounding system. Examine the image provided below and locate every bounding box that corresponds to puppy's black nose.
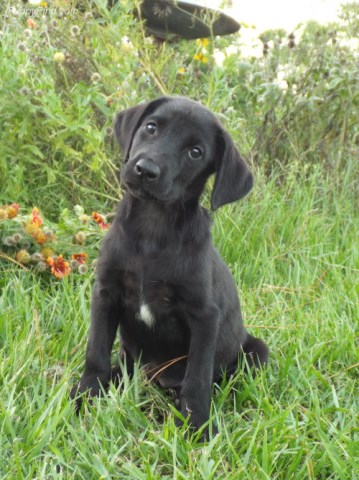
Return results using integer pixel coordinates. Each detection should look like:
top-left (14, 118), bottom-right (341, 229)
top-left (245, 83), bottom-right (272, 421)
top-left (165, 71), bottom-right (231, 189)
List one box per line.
top-left (134, 158), bottom-right (160, 181)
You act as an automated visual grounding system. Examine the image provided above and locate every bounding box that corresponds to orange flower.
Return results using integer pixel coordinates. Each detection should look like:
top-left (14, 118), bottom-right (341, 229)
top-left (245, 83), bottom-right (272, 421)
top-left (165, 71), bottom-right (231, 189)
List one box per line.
top-left (47, 255), bottom-right (71, 279)
top-left (27, 18), bottom-right (36, 29)
top-left (33, 230), bottom-right (47, 245)
top-left (8, 203), bottom-right (20, 219)
top-left (31, 207), bottom-right (43, 226)
top-left (71, 253), bottom-right (88, 264)
top-left (92, 212), bottom-right (109, 230)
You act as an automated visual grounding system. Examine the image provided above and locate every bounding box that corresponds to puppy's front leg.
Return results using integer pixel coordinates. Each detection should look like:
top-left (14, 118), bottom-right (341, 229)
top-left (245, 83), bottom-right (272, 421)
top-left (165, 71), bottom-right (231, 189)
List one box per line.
top-left (178, 305), bottom-right (219, 434)
top-left (71, 282), bottom-right (121, 405)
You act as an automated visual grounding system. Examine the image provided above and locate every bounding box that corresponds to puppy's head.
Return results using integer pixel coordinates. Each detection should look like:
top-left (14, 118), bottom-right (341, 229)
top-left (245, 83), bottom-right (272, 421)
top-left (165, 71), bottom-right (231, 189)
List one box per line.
top-left (114, 96), bottom-right (253, 210)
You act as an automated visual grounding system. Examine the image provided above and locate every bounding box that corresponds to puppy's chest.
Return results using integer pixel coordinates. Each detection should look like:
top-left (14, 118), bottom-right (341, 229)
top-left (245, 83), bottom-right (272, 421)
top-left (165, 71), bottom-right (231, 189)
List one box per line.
top-left (121, 272), bottom-right (176, 327)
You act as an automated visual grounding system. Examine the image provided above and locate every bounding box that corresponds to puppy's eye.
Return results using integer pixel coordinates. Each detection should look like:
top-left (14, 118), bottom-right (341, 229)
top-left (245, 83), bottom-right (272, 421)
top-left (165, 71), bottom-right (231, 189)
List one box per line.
top-left (188, 146), bottom-right (202, 160)
top-left (145, 122), bottom-right (157, 134)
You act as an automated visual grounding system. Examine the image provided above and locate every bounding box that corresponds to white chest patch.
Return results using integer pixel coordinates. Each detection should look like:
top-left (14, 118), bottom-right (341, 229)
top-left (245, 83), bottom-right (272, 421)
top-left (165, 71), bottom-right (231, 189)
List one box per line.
top-left (136, 303), bottom-right (156, 327)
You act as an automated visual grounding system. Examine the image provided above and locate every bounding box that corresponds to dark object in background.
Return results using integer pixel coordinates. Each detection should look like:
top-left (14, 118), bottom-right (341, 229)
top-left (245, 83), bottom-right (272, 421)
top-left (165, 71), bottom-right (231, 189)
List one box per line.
top-left (139, 0), bottom-right (241, 40)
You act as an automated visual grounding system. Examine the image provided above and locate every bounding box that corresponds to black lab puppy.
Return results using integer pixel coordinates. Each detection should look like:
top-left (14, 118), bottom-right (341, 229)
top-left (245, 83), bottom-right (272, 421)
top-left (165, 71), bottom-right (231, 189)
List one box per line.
top-left (71, 96), bottom-right (269, 435)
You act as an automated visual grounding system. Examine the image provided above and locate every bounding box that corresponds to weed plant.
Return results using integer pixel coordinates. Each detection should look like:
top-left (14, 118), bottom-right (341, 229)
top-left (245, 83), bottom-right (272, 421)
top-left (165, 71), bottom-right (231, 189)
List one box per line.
top-left (0, 0), bottom-right (357, 211)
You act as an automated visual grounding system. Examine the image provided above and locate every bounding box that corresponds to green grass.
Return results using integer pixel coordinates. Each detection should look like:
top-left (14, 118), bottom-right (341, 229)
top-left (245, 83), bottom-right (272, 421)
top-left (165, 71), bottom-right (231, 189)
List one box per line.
top-left (1, 162), bottom-right (357, 479)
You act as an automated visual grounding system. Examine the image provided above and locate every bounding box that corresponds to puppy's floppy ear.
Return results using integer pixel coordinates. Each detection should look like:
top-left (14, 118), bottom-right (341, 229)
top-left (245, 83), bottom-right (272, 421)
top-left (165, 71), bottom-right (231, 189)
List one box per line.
top-left (211, 129), bottom-right (253, 210)
top-left (113, 97), bottom-right (169, 162)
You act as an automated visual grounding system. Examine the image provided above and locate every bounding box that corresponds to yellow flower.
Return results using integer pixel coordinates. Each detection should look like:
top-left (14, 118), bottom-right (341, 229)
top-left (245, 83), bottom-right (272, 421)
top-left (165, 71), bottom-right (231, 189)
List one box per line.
top-left (177, 67), bottom-right (186, 75)
top-left (41, 247), bottom-right (54, 259)
top-left (0, 208), bottom-right (8, 220)
top-left (54, 52), bottom-right (65, 63)
top-left (25, 222), bottom-right (39, 236)
top-left (40, 1), bottom-right (48, 6)
top-left (196, 38), bottom-right (209, 48)
top-left (194, 53), bottom-right (209, 64)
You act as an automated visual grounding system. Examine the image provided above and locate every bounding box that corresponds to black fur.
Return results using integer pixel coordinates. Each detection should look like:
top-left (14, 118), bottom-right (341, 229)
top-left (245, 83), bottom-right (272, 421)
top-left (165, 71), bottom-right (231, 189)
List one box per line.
top-left (71, 96), bottom-right (269, 436)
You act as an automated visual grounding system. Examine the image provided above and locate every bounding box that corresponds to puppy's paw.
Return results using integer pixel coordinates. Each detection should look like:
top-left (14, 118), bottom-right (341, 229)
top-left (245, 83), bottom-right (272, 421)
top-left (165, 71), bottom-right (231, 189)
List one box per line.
top-left (69, 383), bottom-right (85, 413)
top-left (69, 376), bottom-right (107, 413)
top-left (174, 399), bottom-right (217, 441)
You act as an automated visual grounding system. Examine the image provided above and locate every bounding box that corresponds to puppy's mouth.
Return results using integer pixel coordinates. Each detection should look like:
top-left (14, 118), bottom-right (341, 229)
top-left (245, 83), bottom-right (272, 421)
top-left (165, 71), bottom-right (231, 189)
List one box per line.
top-left (121, 177), bottom-right (175, 203)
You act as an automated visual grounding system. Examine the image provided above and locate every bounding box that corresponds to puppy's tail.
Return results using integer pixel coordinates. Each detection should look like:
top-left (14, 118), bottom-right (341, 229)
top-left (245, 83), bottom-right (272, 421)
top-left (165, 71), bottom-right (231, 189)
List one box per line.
top-left (242, 334), bottom-right (269, 369)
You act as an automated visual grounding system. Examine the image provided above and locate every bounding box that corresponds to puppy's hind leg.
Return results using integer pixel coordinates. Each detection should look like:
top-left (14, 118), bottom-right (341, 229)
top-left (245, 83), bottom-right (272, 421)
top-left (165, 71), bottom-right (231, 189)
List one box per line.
top-left (217, 334), bottom-right (269, 383)
top-left (242, 333), bottom-right (269, 370)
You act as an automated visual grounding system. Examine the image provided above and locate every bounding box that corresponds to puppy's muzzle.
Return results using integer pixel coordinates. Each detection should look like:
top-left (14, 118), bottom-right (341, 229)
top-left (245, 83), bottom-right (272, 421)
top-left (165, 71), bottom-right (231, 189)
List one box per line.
top-left (134, 158), bottom-right (160, 182)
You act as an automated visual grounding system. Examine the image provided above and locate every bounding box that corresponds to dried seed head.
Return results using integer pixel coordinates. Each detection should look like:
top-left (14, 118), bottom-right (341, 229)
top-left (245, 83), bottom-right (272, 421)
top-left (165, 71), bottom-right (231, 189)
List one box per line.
top-left (70, 25), bottom-right (80, 36)
top-left (13, 233), bottom-right (23, 243)
top-left (32, 252), bottom-right (44, 262)
top-left (3, 236), bottom-right (15, 246)
top-left (16, 249), bottom-right (31, 264)
top-left (74, 231), bottom-right (87, 244)
top-left (70, 259), bottom-right (80, 269)
top-left (78, 264), bottom-right (88, 274)
top-left (91, 72), bottom-right (101, 84)
top-left (20, 87), bottom-right (30, 96)
top-left (35, 261), bottom-right (47, 272)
